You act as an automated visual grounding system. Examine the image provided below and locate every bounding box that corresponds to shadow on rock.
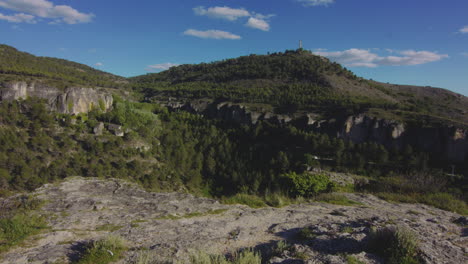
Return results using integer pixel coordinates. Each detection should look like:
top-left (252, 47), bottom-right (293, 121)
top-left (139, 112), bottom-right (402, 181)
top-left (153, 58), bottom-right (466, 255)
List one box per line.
top-left (66, 241), bottom-right (89, 262)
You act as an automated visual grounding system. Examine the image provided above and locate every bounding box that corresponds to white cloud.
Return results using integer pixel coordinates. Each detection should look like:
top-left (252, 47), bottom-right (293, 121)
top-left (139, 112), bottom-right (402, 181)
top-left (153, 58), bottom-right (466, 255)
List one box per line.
top-left (95, 62), bottom-right (103, 67)
top-left (315, 49), bottom-right (380, 67)
top-left (245, 17), bottom-right (270, 31)
top-left (297, 0), bottom-right (335, 7)
top-left (183, 29), bottom-right (241, 40)
top-left (0, 0), bottom-right (93, 24)
top-left (193, 5), bottom-right (274, 31)
top-left (0, 12), bottom-right (35, 23)
top-left (193, 6), bottom-right (250, 21)
top-left (315, 48), bottom-right (448, 67)
top-left (460, 26), bottom-right (468, 34)
top-left (146, 63), bottom-right (180, 72)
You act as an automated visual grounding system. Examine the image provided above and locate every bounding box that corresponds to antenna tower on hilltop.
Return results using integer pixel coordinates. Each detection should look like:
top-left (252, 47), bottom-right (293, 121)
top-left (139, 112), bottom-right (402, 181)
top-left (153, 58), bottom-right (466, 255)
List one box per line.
top-left (299, 40), bottom-right (303, 49)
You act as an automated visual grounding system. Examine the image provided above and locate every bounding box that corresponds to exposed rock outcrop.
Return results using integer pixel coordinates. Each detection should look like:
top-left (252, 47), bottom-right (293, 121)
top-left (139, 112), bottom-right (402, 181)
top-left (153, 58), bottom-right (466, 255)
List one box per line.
top-left (0, 177), bottom-right (466, 264)
top-left (0, 81), bottom-right (113, 114)
top-left (162, 99), bottom-right (468, 163)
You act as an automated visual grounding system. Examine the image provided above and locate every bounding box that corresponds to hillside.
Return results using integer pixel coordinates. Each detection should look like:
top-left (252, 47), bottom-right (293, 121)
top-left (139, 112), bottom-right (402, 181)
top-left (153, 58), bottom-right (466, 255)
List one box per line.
top-left (0, 46), bottom-right (467, 264)
top-left (0, 44), bottom-right (126, 89)
top-left (131, 49), bottom-right (468, 126)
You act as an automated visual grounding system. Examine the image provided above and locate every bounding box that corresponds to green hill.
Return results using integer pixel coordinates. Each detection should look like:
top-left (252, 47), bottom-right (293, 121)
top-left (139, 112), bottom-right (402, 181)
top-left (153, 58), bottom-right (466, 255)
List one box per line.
top-left (131, 49), bottom-right (468, 126)
top-left (0, 44), bottom-right (126, 88)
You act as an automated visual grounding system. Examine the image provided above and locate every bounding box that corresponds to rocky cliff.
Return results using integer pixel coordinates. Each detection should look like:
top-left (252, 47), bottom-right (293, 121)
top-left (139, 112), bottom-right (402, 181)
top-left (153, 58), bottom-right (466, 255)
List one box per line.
top-left (0, 81), bottom-right (113, 114)
top-left (163, 99), bottom-right (468, 163)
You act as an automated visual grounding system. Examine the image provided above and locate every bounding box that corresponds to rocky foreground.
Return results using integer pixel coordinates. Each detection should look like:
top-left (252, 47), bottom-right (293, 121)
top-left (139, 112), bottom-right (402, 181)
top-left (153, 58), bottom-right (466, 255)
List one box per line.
top-left (0, 177), bottom-right (467, 264)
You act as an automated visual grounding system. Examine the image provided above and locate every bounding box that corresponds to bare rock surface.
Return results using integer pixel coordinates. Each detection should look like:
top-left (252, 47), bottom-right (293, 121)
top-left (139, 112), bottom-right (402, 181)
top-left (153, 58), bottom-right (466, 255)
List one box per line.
top-left (0, 177), bottom-right (467, 264)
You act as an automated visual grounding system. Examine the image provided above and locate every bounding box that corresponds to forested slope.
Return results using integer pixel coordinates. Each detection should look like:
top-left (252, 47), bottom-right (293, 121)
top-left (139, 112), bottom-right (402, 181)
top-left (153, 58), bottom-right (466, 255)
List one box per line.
top-left (132, 49), bottom-right (468, 125)
top-left (0, 44), bottom-right (126, 88)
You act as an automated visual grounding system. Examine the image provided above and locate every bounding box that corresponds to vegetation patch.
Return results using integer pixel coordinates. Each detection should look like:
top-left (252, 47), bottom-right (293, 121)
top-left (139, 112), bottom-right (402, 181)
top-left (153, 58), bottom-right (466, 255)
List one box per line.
top-left (263, 192), bottom-right (296, 208)
top-left (376, 192), bottom-right (468, 215)
top-left (222, 194), bottom-right (267, 208)
top-left (297, 226), bottom-right (317, 240)
top-left (75, 235), bottom-right (127, 264)
top-left (0, 195), bottom-right (47, 253)
top-left (282, 172), bottom-right (335, 197)
top-left (345, 255), bottom-right (366, 264)
top-left (367, 226), bottom-right (421, 264)
top-left (340, 226), bottom-right (354, 233)
top-left (0, 213), bottom-right (47, 253)
top-left (189, 249), bottom-right (261, 264)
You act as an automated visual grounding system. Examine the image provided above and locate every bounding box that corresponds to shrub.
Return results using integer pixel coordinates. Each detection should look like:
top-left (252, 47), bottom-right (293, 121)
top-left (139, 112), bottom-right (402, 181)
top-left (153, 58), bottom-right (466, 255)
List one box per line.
top-left (222, 194), bottom-right (267, 208)
top-left (264, 192), bottom-right (293, 207)
top-left (367, 226), bottom-right (420, 264)
top-left (76, 235), bottom-right (127, 264)
top-left (282, 172), bottom-right (334, 197)
top-left (189, 249), bottom-right (261, 264)
top-left (297, 226), bottom-right (317, 240)
top-left (272, 240), bottom-right (291, 256)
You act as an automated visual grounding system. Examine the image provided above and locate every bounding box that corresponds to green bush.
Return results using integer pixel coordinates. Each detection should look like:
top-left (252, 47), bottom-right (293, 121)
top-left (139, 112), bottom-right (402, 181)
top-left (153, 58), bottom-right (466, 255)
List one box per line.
top-left (189, 249), bottom-right (261, 264)
top-left (282, 172), bottom-right (334, 197)
top-left (297, 226), bottom-right (317, 240)
top-left (222, 194), bottom-right (267, 208)
top-left (367, 226), bottom-right (420, 264)
top-left (76, 235), bottom-right (127, 264)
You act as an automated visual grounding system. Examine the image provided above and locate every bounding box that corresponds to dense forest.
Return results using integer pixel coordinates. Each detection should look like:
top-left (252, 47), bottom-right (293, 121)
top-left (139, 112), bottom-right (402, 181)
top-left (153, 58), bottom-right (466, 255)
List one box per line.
top-left (0, 98), bottom-right (465, 209)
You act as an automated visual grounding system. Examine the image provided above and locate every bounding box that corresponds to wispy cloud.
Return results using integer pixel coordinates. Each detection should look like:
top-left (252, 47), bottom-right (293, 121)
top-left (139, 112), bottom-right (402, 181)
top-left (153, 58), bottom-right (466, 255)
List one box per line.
top-left (95, 62), bottom-right (103, 67)
top-left (0, 12), bottom-right (35, 23)
top-left (184, 29), bottom-right (241, 40)
top-left (0, 0), bottom-right (93, 24)
top-left (246, 17), bottom-right (270, 31)
top-left (146, 63), bottom-right (180, 72)
top-left (297, 0), bottom-right (335, 7)
top-left (193, 6), bottom-right (250, 21)
top-left (315, 48), bottom-right (448, 67)
top-left (459, 25), bottom-right (468, 34)
top-left (461, 52), bottom-right (468, 58)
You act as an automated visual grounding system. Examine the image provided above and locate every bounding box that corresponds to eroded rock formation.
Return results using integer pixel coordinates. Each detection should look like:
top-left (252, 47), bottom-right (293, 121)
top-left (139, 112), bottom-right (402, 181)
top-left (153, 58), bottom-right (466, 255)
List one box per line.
top-left (0, 81), bottom-right (113, 114)
top-left (163, 99), bottom-right (468, 162)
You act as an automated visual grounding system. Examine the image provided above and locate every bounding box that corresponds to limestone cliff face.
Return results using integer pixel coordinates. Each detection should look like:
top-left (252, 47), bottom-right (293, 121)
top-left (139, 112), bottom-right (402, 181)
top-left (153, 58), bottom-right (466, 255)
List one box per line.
top-left (165, 99), bottom-right (294, 125)
top-left (314, 114), bottom-right (468, 162)
top-left (163, 99), bottom-right (468, 163)
top-left (0, 81), bottom-right (113, 114)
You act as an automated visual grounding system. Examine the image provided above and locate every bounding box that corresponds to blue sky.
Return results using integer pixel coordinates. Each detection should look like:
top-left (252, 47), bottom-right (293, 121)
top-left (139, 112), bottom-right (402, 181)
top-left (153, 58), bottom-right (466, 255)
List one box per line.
top-left (0, 0), bottom-right (467, 95)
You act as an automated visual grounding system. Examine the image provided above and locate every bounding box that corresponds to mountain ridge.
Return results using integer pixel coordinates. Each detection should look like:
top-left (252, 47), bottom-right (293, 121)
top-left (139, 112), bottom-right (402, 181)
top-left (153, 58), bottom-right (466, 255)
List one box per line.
top-left (130, 49), bottom-right (468, 126)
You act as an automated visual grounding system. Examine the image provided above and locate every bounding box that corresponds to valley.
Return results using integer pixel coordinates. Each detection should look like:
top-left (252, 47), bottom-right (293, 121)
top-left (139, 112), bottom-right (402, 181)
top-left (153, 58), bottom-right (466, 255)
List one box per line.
top-left (0, 45), bottom-right (467, 263)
